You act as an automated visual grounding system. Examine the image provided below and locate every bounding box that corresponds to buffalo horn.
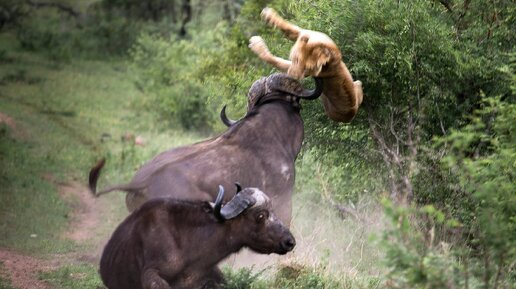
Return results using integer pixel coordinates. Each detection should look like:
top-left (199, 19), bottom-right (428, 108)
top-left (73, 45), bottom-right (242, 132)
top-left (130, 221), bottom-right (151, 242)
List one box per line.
top-left (298, 77), bottom-right (323, 100)
top-left (220, 191), bottom-right (257, 220)
top-left (213, 185), bottom-right (225, 221)
top-left (220, 105), bottom-right (237, 127)
top-left (267, 74), bottom-right (323, 100)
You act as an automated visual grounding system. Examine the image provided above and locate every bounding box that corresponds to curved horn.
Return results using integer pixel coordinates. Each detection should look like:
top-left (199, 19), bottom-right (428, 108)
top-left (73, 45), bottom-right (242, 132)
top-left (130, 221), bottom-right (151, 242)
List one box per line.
top-left (266, 74), bottom-right (323, 100)
top-left (220, 105), bottom-right (238, 127)
top-left (213, 185), bottom-right (225, 221)
top-left (220, 191), bottom-right (257, 220)
top-left (234, 182), bottom-right (242, 194)
top-left (298, 77), bottom-right (323, 100)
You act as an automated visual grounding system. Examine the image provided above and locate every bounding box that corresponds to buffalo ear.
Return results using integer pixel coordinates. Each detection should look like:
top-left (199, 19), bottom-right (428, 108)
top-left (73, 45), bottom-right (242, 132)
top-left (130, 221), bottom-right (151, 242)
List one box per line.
top-left (213, 185), bottom-right (225, 221)
top-left (204, 202), bottom-right (214, 213)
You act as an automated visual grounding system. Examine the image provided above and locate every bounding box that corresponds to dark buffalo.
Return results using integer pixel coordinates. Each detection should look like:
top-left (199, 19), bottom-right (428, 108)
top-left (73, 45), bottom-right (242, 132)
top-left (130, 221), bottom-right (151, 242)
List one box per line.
top-left (100, 185), bottom-right (295, 289)
top-left (90, 73), bottom-right (322, 225)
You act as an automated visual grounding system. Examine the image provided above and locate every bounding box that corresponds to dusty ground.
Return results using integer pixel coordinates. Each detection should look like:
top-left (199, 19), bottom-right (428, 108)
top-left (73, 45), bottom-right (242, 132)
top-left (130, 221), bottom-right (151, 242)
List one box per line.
top-left (0, 177), bottom-right (101, 289)
top-left (58, 181), bottom-right (101, 244)
top-left (0, 249), bottom-right (59, 289)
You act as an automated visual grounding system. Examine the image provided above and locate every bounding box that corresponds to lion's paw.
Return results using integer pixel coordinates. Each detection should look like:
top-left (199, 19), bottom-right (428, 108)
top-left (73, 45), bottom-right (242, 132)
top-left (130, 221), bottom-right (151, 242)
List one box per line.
top-left (249, 36), bottom-right (270, 57)
top-left (261, 7), bottom-right (279, 26)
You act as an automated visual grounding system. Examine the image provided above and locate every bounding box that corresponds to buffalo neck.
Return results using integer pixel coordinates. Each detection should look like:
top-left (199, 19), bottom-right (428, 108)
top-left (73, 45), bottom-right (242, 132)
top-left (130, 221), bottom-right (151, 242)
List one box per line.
top-left (174, 216), bottom-right (245, 269)
top-left (224, 101), bottom-right (304, 161)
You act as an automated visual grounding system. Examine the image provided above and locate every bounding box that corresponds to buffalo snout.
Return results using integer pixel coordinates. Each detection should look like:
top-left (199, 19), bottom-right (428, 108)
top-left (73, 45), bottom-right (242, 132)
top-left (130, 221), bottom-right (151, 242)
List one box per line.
top-left (257, 221), bottom-right (296, 255)
top-left (280, 233), bottom-right (296, 254)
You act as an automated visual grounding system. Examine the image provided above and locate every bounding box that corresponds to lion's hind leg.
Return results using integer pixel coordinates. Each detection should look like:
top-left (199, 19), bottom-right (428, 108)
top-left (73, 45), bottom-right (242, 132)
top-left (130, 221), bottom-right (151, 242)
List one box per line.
top-left (261, 8), bottom-right (301, 41)
top-left (353, 80), bottom-right (363, 107)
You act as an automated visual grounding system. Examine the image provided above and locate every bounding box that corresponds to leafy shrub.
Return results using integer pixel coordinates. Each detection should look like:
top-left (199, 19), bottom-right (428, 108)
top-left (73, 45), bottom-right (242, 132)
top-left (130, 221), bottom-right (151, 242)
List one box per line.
top-left (222, 267), bottom-right (267, 289)
top-left (130, 27), bottom-right (232, 131)
top-left (383, 97), bottom-right (515, 289)
top-left (223, 263), bottom-right (380, 289)
top-left (16, 11), bottom-right (75, 61)
top-left (101, 0), bottom-right (178, 21)
top-left (273, 263), bottom-right (343, 289)
top-left (0, 0), bottom-right (27, 31)
top-left (15, 7), bottom-right (151, 60)
top-left (381, 200), bottom-right (466, 289)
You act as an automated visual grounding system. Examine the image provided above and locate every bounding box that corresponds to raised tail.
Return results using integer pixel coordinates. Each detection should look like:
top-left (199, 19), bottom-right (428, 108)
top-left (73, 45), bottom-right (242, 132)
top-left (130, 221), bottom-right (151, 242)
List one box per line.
top-left (88, 158), bottom-right (144, 197)
top-left (89, 158), bottom-right (106, 195)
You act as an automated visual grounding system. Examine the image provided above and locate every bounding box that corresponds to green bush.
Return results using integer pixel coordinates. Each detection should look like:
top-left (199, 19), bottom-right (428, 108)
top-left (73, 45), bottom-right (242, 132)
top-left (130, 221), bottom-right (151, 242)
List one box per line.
top-left (130, 27), bottom-right (233, 131)
top-left (381, 200), bottom-right (466, 289)
top-left (383, 97), bottom-right (515, 288)
top-left (15, 8), bottom-right (151, 60)
top-left (222, 267), bottom-right (267, 289)
top-left (0, 0), bottom-right (28, 31)
top-left (101, 0), bottom-right (178, 21)
top-left (273, 263), bottom-right (342, 289)
top-left (222, 264), bottom-right (380, 289)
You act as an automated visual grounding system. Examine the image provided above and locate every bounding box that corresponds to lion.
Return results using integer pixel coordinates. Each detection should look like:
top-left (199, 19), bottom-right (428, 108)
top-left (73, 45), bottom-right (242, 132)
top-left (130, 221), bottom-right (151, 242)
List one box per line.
top-left (249, 7), bottom-right (363, 123)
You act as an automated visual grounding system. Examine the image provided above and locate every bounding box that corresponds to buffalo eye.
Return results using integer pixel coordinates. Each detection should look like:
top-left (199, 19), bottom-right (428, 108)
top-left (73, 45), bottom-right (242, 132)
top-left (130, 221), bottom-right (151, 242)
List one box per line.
top-left (256, 211), bottom-right (269, 223)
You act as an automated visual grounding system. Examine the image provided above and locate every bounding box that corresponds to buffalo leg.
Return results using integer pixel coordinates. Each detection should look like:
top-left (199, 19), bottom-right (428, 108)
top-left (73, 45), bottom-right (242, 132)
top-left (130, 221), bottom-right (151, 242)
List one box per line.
top-left (200, 267), bottom-right (225, 289)
top-left (142, 268), bottom-right (171, 289)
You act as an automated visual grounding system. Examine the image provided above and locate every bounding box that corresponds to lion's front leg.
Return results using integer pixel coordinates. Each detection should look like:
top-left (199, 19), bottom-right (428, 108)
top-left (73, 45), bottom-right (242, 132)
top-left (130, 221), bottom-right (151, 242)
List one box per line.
top-left (249, 36), bottom-right (292, 72)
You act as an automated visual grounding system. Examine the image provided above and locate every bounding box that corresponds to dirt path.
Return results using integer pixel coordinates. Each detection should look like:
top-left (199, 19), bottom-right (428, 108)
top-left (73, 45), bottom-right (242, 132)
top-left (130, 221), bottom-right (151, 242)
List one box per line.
top-left (58, 180), bottom-right (101, 243)
top-left (0, 249), bottom-right (58, 289)
top-left (0, 178), bottom-right (103, 289)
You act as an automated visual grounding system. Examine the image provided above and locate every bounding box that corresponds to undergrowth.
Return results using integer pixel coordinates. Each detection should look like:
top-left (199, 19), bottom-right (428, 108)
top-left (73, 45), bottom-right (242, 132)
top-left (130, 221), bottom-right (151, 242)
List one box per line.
top-left (39, 263), bottom-right (105, 289)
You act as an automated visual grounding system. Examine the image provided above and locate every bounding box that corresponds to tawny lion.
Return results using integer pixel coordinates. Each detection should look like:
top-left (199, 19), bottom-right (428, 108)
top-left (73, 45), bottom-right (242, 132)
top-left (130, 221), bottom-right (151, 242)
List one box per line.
top-left (249, 7), bottom-right (363, 123)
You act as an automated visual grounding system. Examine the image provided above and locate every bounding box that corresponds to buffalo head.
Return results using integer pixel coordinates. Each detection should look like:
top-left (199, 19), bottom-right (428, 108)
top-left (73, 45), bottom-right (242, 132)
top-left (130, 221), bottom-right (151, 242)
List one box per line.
top-left (221, 73), bottom-right (323, 126)
top-left (213, 185), bottom-right (295, 255)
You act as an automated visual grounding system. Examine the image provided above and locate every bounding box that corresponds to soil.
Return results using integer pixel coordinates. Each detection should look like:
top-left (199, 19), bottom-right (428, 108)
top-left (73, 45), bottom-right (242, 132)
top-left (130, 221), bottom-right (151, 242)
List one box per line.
top-left (58, 181), bottom-right (101, 243)
top-left (0, 249), bottom-right (57, 289)
top-left (0, 177), bottom-right (102, 289)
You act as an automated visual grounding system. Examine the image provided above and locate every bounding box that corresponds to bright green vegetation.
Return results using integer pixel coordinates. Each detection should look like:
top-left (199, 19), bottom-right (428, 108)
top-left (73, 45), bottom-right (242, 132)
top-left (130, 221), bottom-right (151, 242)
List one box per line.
top-left (1, 0), bottom-right (514, 288)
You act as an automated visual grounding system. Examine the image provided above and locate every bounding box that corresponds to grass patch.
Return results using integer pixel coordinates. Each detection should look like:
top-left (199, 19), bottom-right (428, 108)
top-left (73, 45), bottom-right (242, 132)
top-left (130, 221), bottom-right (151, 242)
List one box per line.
top-left (0, 278), bottom-right (16, 289)
top-left (0, 262), bottom-right (16, 289)
top-left (0, 32), bottom-right (203, 257)
top-left (222, 263), bottom-right (381, 289)
top-left (0, 112), bottom-right (76, 254)
top-left (39, 263), bottom-right (105, 289)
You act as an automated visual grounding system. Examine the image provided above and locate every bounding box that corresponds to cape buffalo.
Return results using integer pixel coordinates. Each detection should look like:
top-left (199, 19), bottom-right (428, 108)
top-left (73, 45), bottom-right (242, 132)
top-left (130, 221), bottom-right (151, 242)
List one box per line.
top-left (100, 185), bottom-right (295, 289)
top-left (90, 73), bottom-right (322, 225)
